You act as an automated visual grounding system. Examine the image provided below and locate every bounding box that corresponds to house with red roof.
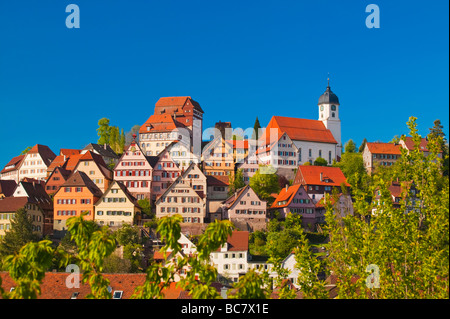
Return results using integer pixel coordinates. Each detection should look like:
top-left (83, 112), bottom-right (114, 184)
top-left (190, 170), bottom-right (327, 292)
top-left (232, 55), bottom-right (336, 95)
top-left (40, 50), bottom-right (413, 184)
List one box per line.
top-left (72, 150), bottom-right (113, 193)
top-left (0, 272), bottom-right (193, 299)
top-left (53, 171), bottom-right (103, 238)
top-left (270, 184), bottom-right (319, 229)
top-left (221, 185), bottom-right (267, 231)
top-left (45, 166), bottom-right (72, 196)
top-left (293, 165), bottom-right (350, 204)
top-left (1, 180), bottom-right (54, 238)
top-left (0, 180), bottom-right (17, 198)
top-left (210, 230), bottom-right (250, 283)
top-left (0, 154), bottom-right (25, 182)
top-left (139, 96), bottom-right (204, 158)
top-left (113, 137), bottom-right (154, 200)
top-left (399, 136), bottom-right (443, 158)
top-left (362, 142), bottom-right (402, 174)
top-left (150, 147), bottom-right (182, 201)
top-left (17, 144), bottom-right (56, 182)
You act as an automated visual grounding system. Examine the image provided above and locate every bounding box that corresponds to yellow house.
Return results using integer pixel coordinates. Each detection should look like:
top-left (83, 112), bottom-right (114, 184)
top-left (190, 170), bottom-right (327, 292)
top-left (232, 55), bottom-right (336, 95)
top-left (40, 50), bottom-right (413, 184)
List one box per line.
top-left (73, 150), bottom-right (113, 193)
top-left (202, 137), bottom-right (235, 177)
top-left (94, 180), bottom-right (142, 227)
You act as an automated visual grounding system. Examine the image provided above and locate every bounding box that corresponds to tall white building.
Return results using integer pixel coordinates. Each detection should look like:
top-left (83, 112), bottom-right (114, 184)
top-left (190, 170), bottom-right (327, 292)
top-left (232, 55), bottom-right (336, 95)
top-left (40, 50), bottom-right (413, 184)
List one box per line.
top-left (318, 80), bottom-right (342, 157)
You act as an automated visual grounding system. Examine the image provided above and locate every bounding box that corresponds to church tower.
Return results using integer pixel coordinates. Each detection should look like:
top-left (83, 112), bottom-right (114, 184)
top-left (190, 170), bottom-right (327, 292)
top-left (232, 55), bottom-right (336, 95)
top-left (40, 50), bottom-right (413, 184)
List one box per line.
top-left (318, 79), bottom-right (342, 157)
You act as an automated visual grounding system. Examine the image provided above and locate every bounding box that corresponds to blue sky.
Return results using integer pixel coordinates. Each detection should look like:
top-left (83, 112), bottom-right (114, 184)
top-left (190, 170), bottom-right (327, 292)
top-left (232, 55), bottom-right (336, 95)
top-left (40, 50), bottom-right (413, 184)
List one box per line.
top-left (0, 0), bottom-right (448, 166)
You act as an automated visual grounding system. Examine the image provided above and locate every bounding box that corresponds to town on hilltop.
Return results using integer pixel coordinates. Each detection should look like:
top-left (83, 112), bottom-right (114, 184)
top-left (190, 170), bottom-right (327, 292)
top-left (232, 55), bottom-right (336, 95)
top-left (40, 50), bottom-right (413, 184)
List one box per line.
top-left (0, 83), bottom-right (447, 299)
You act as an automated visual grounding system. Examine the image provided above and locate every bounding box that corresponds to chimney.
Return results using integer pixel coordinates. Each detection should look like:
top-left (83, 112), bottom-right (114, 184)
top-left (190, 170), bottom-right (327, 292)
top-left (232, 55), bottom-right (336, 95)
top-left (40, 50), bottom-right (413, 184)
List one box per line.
top-left (104, 144), bottom-right (107, 150)
top-left (320, 172), bottom-right (323, 182)
top-left (64, 155), bottom-right (66, 162)
top-left (285, 184), bottom-right (289, 192)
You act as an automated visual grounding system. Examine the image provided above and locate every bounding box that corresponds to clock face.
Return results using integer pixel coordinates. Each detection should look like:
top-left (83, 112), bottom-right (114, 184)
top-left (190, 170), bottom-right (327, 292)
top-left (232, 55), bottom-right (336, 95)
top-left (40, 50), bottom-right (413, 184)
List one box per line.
top-left (131, 146), bottom-right (136, 152)
top-left (320, 105), bottom-right (324, 111)
top-left (331, 105), bottom-right (336, 111)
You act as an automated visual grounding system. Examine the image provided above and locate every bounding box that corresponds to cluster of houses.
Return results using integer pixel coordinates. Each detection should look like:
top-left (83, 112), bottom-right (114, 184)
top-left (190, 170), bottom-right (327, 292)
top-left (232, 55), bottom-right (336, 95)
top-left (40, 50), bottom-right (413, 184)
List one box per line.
top-left (0, 85), bottom-right (429, 291)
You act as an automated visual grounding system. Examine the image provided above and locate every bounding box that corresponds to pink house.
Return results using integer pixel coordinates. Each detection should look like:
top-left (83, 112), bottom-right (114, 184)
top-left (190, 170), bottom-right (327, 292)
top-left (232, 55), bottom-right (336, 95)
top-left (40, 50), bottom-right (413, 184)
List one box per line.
top-left (114, 138), bottom-right (154, 200)
top-left (222, 185), bottom-right (267, 220)
top-left (151, 147), bottom-right (182, 200)
top-left (270, 184), bottom-right (320, 230)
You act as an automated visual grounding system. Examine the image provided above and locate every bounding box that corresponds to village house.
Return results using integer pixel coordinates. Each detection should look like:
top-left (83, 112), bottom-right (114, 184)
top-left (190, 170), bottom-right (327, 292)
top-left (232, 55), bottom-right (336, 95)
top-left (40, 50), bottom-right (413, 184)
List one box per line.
top-left (1, 180), bottom-right (53, 238)
top-left (17, 144), bottom-right (56, 182)
top-left (46, 149), bottom-right (81, 178)
top-left (236, 153), bottom-right (260, 184)
top-left (155, 174), bottom-right (207, 224)
top-left (372, 179), bottom-right (420, 215)
top-left (221, 185), bottom-right (267, 231)
top-left (53, 171), bottom-right (103, 239)
top-left (180, 163), bottom-right (207, 199)
top-left (150, 147), bottom-right (182, 201)
top-left (81, 143), bottom-right (120, 168)
top-left (45, 166), bottom-right (72, 196)
top-left (139, 96), bottom-right (204, 157)
top-left (399, 136), bottom-right (443, 158)
top-left (362, 142), bottom-right (402, 174)
top-left (72, 150), bottom-right (113, 193)
top-left (211, 231), bottom-right (250, 283)
top-left (201, 136), bottom-right (235, 177)
top-left (113, 137), bottom-right (154, 200)
top-left (165, 141), bottom-right (201, 170)
top-left (0, 155), bottom-right (25, 183)
top-left (293, 165), bottom-right (350, 204)
top-left (270, 184), bottom-right (319, 229)
top-left (94, 180), bottom-right (142, 228)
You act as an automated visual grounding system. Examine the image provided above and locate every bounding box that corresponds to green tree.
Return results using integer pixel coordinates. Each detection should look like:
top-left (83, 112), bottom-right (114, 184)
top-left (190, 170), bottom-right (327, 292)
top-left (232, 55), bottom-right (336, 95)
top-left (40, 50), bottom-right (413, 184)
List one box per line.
top-left (314, 157), bottom-right (328, 166)
top-left (333, 151), bottom-right (368, 190)
top-left (428, 119), bottom-right (449, 176)
top-left (228, 169), bottom-right (246, 196)
top-left (119, 128), bottom-right (126, 153)
top-left (344, 139), bottom-right (356, 153)
top-left (138, 198), bottom-right (152, 218)
top-left (249, 168), bottom-right (280, 205)
top-left (358, 138), bottom-right (367, 153)
top-left (251, 117), bottom-right (261, 141)
top-left (97, 118), bottom-right (111, 145)
top-left (0, 208), bottom-right (39, 259)
top-left (324, 116), bottom-right (449, 299)
top-left (20, 146), bottom-right (32, 155)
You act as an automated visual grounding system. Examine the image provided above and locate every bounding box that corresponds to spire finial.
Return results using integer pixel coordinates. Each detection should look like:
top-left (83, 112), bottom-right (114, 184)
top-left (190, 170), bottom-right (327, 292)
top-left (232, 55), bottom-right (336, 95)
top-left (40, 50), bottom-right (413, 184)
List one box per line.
top-left (327, 73), bottom-right (330, 88)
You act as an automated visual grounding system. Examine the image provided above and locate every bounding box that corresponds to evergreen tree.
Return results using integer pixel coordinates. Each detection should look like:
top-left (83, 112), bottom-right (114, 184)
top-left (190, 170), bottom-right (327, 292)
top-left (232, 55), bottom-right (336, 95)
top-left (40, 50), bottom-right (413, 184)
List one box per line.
top-left (251, 117), bottom-right (261, 140)
top-left (97, 118), bottom-right (111, 145)
top-left (0, 208), bottom-right (39, 258)
top-left (119, 128), bottom-right (126, 153)
top-left (358, 138), bottom-right (367, 153)
top-left (228, 169), bottom-right (246, 196)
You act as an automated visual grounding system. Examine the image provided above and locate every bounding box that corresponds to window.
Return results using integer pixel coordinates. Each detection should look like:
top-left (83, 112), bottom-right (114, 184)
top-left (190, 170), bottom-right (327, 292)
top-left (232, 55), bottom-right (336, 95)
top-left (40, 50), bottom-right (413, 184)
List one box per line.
top-left (113, 291), bottom-right (123, 299)
top-left (309, 149), bottom-right (312, 157)
top-left (64, 187), bottom-right (71, 192)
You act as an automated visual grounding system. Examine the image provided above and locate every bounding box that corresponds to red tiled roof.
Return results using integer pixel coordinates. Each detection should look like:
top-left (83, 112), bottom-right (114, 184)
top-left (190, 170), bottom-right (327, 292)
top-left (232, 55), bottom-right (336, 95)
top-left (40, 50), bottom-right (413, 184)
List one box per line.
top-left (139, 113), bottom-right (182, 134)
top-left (0, 180), bottom-right (17, 197)
top-left (270, 184), bottom-right (302, 209)
top-left (64, 154), bottom-right (84, 171)
top-left (225, 140), bottom-right (249, 149)
top-left (154, 96), bottom-right (204, 114)
top-left (59, 171), bottom-right (103, 198)
top-left (1, 155), bottom-right (25, 174)
top-left (206, 175), bottom-right (230, 186)
top-left (0, 272), bottom-right (192, 299)
top-left (225, 231), bottom-right (249, 251)
top-left (366, 142), bottom-right (402, 155)
top-left (27, 144), bottom-right (57, 166)
top-left (223, 185), bottom-right (249, 208)
top-left (401, 136), bottom-right (438, 153)
top-left (78, 151), bottom-right (113, 180)
top-left (60, 149), bottom-right (81, 156)
top-left (260, 116), bottom-right (337, 145)
top-left (296, 166), bottom-right (349, 187)
top-left (0, 197), bottom-right (28, 212)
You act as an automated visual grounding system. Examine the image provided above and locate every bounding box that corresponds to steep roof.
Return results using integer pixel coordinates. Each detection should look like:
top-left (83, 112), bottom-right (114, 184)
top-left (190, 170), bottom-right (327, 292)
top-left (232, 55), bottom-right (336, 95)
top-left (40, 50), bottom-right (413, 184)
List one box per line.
top-left (270, 184), bottom-right (303, 209)
top-left (260, 116), bottom-right (337, 145)
top-left (0, 180), bottom-right (17, 197)
top-left (78, 151), bottom-right (113, 180)
top-left (27, 144), bottom-right (57, 166)
top-left (295, 166), bottom-right (349, 187)
top-left (64, 153), bottom-right (84, 171)
top-left (0, 155), bottom-right (25, 174)
top-left (60, 149), bottom-right (81, 156)
top-left (139, 113), bottom-right (184, 134)
top-left (19, 181), bottom-right (53, 210)
top-left (206, 175), bottom-right (230, 186)
top-left (366, 142), bottom-right (402, 155)
top-left (224, 231), bottom-right (249, 252)
top-left (223, 185), bottom-right (250, 209)
top-left (83, 143), bottom-right (119, 159)
top-left (60, 171), bottom-right (103, 198)
top-left (154, 96), bottom-right (204, 114)
top-left (114, 181), bottom-right (141, 208)
top-left (401, 136), bottom-right (438, 153)
top-left (0, 197), bottom-right (28, 212)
